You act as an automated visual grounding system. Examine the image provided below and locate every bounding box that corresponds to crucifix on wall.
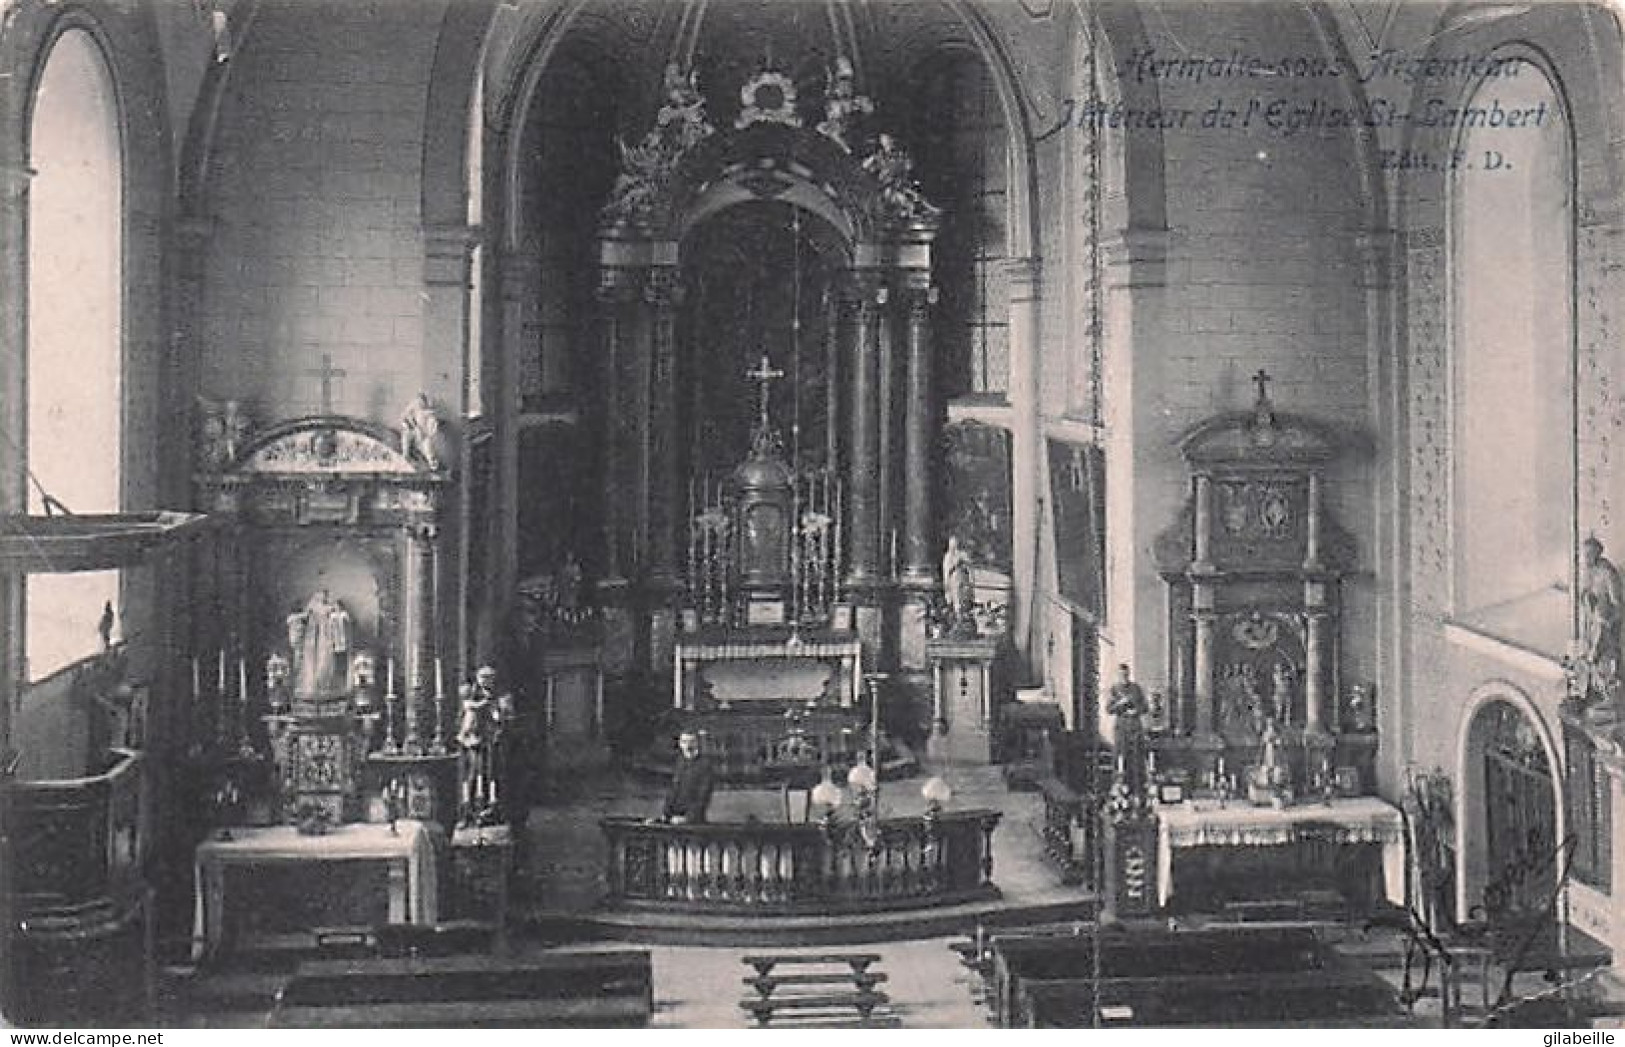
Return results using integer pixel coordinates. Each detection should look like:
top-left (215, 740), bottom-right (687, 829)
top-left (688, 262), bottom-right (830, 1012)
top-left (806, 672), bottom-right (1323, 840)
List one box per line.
top-left (305, 353), bottom-right (348, 415)
top-left (746, 353), bottom-right (784, 435)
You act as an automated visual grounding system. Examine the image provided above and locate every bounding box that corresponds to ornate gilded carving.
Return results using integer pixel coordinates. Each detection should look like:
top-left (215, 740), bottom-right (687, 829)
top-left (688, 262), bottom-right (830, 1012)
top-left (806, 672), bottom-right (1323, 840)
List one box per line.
top-left (735, 69), bottom-right (800, 130)
top-left (602, 63), bottom-right (713, 227)
top-left (816, 56), bottom-right (873, 151)
top-left (861, 133), bottom-right (940, 224)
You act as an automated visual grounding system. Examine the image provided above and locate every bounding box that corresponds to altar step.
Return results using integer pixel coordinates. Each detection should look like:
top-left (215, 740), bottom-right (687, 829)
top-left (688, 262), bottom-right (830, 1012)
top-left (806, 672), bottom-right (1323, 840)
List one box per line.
top-left (538, 894), bottom-right (1099, 948)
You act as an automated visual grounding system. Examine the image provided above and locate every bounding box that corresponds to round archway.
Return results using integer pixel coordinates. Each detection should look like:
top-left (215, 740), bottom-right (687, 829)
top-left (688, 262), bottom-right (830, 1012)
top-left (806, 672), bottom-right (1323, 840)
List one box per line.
top-left (1456, 690), bottom-right (1565, 925)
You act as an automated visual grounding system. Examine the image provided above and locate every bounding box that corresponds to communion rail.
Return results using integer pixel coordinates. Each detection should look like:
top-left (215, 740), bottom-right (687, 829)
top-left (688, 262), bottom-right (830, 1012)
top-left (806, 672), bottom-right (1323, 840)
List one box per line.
top-left (600, 810), bottom-right (1001, 914)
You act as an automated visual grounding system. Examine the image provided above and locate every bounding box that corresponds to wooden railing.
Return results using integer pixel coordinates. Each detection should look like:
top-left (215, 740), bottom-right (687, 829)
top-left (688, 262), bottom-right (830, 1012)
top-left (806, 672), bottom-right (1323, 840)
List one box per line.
top-left (11, 747), bottom-right (147, 922)
top-left (601, 809), bottom-right (1002, 914)
top-left (1038, 777), bottom-right (1099, 889)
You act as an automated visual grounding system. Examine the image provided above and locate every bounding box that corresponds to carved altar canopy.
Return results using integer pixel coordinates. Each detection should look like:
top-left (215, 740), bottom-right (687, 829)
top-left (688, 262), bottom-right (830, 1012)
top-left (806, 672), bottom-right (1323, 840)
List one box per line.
top-left (194, 415), bottom-right (451, 823)
top-left (1152, 375), bottom-right (1364, 746)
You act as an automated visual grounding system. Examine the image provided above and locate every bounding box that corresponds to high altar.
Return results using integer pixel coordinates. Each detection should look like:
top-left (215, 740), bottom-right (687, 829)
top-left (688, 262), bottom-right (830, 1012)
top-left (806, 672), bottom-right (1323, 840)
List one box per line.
top-left (571, 62), bottom-right (987, 765)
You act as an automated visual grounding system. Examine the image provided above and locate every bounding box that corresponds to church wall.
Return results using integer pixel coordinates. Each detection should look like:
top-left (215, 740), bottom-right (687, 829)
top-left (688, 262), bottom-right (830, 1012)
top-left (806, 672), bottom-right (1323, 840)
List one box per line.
top-left (196, 0), bottom-right (450, 425)
top-left (1023, 3), bottom-right (1381, 717)
top-left (1395, 3), bottom-right (1625, 959)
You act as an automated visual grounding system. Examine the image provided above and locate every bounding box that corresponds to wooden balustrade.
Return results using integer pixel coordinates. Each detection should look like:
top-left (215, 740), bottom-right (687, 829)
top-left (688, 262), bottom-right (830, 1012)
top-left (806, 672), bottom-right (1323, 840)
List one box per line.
top-left (601, 809), bottom-right (1001, 914)
top-left (1038, 778), bottom-right (1099, 889)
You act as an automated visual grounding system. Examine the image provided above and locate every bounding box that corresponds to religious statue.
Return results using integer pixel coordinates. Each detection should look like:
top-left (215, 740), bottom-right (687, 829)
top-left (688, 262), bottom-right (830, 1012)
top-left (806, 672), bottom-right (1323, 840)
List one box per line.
top-left (816, 55), bottom-right (873, 151)
top-left (1108, 664), bottom-right (1149, 796)
top-left (400, 392), bottom-right (442, 470)
top-left (1248, 714), bottom-right (1293, 807)
top-left (458, 665), bottom-right (511, 825)
top-left (1575, 534), bottom-right (1622, 710)
top-left (655, 62), bottom-right (711, 151)
top-left (196, 397), bottom-right (251, 470)
top-left (1270, 661), bottom-right (1297, 723)
top-left (603, 63), bottom-right (712, 225)
top-left (285, 588), bottom-right (351, 700)
top-left (941, 535), bottom-right (976, 636)
top-left (862, 133), bottom-right (939, 222)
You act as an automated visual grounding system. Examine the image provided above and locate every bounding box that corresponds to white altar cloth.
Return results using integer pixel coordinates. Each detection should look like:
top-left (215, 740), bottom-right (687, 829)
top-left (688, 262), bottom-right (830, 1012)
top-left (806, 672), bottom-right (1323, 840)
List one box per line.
top-left (1155, 796), bottom-right (1406, 908)
top-left (193, 820), bottom-right (438, 959)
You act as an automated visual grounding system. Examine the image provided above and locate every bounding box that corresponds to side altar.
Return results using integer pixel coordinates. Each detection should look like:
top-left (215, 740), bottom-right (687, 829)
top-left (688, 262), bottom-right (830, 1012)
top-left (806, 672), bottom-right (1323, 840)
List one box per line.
top-left (191, 408), bottom-right (461, 840)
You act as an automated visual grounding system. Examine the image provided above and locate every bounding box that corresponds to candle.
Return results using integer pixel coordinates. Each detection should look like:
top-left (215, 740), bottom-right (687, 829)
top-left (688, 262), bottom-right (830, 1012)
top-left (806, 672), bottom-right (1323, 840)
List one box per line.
top-left (192, 658), bottom-right (201, 701)
top-left (239, 658), bottom-right (248, 700)
top-left (435, 658), bottom-right (444, 699)
top-left (387, 656), bottom-right (395, 695)
top-left (218, 649), bottom-right (226, 692)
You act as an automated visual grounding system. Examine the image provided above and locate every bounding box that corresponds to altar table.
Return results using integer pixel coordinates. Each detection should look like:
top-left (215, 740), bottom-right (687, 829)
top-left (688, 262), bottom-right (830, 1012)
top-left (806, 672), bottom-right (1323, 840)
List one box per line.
top-left (673, 637), bottom-right (862, 710)
top-left (1155, 797), bottom-right (1405, 909)
top-left (193, 820), bottom-right (439, 959)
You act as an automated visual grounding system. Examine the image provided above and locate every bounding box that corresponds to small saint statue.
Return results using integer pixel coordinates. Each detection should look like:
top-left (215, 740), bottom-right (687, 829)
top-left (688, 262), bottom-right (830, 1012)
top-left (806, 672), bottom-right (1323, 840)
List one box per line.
top-left (400, 393), bottom-right (442, 470)
top-left (941, 535), bottom-right (976, 637)
top-left (1108, 664), bottom-right (1149, 796)
top-left (458, 666), bottom-right (510, 825)
top-left (264, 652), bottom-right (291, 711)
top-left (1576, 534), bottom-right (1622, 710)
top-left (816, 55), bottom-right (873, 151)
top-left (1270, 661), bottom-right (1297, 723)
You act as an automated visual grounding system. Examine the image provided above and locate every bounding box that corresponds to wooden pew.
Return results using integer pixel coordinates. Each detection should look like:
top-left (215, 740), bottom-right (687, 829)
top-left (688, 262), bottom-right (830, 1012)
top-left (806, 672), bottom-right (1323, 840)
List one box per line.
top-left (1016, 965), bottom-right (1416, 1028)
top-left (988, 927), bottom-right (1325, 1027)
top-left (270, 949), bottom-right (652, 1028)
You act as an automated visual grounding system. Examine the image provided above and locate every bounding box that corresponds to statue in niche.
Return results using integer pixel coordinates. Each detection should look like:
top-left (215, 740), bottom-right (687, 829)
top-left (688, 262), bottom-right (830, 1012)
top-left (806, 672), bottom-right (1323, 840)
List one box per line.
top-left (816, 56), bottom-right (873, 152)
top-left (400, 393), bottom-right (442, 470)
top-left (286, 588), bottom-right (352, 700)
top-left (1270, 661), bottom-right (1297, 723)
top-left (1574, 535), bottom-right (1622, 711)
top-left (941, 535), bottom-right (977, 637)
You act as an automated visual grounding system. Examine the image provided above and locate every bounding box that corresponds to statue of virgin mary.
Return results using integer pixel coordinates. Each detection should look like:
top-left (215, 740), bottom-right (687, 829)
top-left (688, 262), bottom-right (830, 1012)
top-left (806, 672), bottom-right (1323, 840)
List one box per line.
top-left (286, 588), bottom-right (351, 699)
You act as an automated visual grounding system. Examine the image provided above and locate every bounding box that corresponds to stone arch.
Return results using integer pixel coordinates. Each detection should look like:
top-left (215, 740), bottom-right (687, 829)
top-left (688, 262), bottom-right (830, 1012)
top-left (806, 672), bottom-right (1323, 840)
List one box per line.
top-left (1453, 681), bottom-right (1567, 924)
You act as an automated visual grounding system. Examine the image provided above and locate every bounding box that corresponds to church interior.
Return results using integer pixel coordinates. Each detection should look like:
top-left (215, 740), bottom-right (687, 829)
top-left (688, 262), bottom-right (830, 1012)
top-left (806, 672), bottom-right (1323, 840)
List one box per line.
top-left (2, 0), bottom-right (1625, 1030)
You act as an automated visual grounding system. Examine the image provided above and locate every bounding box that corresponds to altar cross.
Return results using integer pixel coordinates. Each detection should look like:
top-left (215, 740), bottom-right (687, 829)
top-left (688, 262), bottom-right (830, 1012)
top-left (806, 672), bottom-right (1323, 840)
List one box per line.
top-left (305, 353), bottom-right (347, 414)
top-left (747, 353), bottom-right (784, 431)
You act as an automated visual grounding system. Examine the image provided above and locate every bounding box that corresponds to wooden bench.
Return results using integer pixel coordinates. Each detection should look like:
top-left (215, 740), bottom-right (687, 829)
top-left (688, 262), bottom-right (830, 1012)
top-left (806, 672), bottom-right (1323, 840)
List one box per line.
top-left (1017, 969), bottom-right (1416, 1028)
top-left (271, 949), bottom-right (652, 1028)
top-left (742, 952), bottom-right (881, 977)
top-left (738, 954), bottom-right (888, 1026)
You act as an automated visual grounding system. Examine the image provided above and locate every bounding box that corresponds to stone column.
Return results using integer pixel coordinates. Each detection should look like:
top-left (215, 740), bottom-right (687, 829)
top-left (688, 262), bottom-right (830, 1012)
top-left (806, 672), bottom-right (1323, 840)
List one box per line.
top-left (844, 273), bottom-right (883, 589)
top-left (495, 251), bottom-right (540, 639)
top-left (644, 266), bottom-right (682, 592)
top-left (403, 522), bottom-right (439, 752)
top-left (1006, 258), bottom-right (1043, 658)
top-left (422, 223), bottom-right (475, 665)
top-left (0, 160), bottom-right (25, 768)
top-left (900, 286), bottom-right (939, 588)
top-left (645, 264), bottom-right (682, 672)
top-left (596, 275), bottom-right (638, 590)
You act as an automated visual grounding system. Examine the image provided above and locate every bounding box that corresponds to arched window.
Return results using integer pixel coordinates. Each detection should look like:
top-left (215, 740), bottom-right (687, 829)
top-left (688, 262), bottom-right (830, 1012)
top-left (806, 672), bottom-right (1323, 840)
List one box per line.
top-left (25, 28), bottom-right (123, 680)
top-left (1451, 59), bottom-right (1572, 654)
top-left (911, 53), bottom-right (1009, 400)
